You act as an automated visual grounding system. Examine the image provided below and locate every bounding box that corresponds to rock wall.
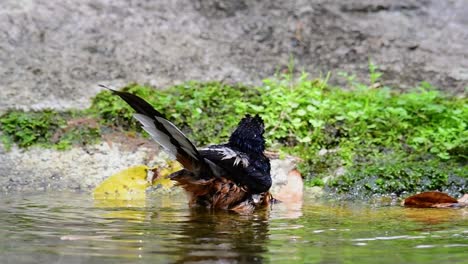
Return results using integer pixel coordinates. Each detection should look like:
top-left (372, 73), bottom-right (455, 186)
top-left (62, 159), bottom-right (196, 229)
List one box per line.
top-left (1, 0), bottom-right (467, 111)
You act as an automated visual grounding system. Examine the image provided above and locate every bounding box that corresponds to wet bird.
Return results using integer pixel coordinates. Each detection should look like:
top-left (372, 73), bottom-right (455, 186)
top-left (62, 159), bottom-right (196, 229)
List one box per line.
top-left (111, 89), bottom-right (272, 213)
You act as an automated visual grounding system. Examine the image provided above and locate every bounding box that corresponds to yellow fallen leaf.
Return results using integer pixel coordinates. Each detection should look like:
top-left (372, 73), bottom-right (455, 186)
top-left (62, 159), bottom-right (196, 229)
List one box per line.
top-left (93, 161), bottom-right (183, 201)
top-left (152, 161), bottom-right (183, 189)
top-left (93, 165), bottom-right (151, 200)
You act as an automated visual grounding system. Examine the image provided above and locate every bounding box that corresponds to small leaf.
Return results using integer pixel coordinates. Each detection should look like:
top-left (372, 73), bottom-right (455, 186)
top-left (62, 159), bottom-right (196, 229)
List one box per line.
top-left (306, 105), bottom-right (317, 112)
top-left (412, 137), bottom-right (427, 144)
top-left (296, 109), bottom-right (307, 116)
top-left (437, 152), bottom-right (450, 160)
top-left (289, 102), bottom-right (299, 108)
top-left (309, 119), bottom-right (324, 128)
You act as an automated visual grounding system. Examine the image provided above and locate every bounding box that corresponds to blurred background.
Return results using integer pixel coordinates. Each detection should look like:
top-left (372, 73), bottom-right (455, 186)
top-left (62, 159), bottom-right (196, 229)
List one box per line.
top-left (1, 0), bottom-right (467, 111)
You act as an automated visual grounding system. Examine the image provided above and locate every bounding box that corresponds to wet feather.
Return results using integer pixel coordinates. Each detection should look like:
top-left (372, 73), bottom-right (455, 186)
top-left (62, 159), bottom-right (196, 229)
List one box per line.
top-left (111, 90), bottom-right (272, 212)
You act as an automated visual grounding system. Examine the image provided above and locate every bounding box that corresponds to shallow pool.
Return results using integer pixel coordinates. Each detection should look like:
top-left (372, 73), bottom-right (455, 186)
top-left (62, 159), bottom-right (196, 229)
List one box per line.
top-left (0, 191), bottom-right (466, 263)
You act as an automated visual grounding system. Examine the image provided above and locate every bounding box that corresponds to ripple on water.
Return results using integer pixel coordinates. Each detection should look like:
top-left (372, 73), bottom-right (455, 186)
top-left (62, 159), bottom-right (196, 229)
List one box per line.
top-left (0, 191), bottom-right (467, 263)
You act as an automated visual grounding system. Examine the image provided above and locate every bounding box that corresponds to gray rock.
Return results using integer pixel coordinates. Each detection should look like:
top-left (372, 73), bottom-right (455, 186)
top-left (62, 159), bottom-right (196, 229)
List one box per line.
top-left (0, 142), bottom-right (301, 193)
top-left (269, 156), bottom-right (301, 195)
top-left (1, 0), bottom-right (467, 112)
top-left (0, 143), bottom-right (168, 192)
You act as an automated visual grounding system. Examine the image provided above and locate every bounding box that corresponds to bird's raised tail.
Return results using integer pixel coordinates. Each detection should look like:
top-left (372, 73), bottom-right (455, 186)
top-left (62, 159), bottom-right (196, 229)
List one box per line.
top-left (108, 88), bottom-right (273, 212)
top-left (108, 89), bottom-right (210, 176)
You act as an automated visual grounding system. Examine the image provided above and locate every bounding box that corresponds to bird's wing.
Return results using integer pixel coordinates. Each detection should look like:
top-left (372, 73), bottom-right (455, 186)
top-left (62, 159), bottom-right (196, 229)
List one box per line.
top-left (110, 90), bottom-right (205, 173)
top-left (199, 145), bottom-right (271, 193)
top-left (200, 146), bottom-right (251, 168)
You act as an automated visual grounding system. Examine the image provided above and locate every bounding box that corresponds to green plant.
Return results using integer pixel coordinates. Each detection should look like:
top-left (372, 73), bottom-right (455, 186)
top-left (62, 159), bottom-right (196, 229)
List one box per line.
top-left (328, 155), bottom-right (467, 198)
top-left (0, 110), bottom-right (65, 149)
top-left (368, 58), bottom-right (383, 85)
top-left (1, 70), bottom-right (466, 197)
top-left (91, 74), bottom-right (467, 196)
top-left (91, 82), bottom-right (262, 145)
top-left (0, 110), bottom-right (100, 150)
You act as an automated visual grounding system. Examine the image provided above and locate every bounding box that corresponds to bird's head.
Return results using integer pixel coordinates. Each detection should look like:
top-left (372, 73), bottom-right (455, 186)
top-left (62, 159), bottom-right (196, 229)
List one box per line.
top-left (228, 114), bottom-right (266, 154)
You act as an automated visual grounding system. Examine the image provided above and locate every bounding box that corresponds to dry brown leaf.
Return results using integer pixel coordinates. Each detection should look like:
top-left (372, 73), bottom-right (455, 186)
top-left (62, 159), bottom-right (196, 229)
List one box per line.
top-left (402, 191), bottom-right (458, 208)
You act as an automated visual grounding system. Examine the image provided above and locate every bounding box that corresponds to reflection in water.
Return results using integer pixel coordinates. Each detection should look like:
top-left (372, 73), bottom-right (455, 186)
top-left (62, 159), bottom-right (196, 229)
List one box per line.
top-left (93, 193), bottom-right (275, 263)
top-left (0, 192), bottom-right (467, 263)
top-left (170, 208), bottom-right (270, 263)
top-left (402, 207), bottom-right (463, 225)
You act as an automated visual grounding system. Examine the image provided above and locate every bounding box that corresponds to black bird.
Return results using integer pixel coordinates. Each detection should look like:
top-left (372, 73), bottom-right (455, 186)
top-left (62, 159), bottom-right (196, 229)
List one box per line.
top-left (110, 89), bottom-right (272, 212)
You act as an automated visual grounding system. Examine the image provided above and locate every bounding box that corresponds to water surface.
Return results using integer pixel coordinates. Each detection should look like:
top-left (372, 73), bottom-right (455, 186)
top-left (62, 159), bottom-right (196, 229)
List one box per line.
top-left (0, 191), bottom-right (466, 263)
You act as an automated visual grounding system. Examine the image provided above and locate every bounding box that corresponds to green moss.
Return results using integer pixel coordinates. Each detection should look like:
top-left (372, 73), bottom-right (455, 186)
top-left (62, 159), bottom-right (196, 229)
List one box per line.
top-left (327, 153), bottom-right (467, 198)
top-left (90, 75), bottom-right (468, 197)
top-left (0, 110), bottom-right (100, 150)
top-left (0, 110), bottom-right (65, 149)
top-left (1, 70), bottom-right (466, 197)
